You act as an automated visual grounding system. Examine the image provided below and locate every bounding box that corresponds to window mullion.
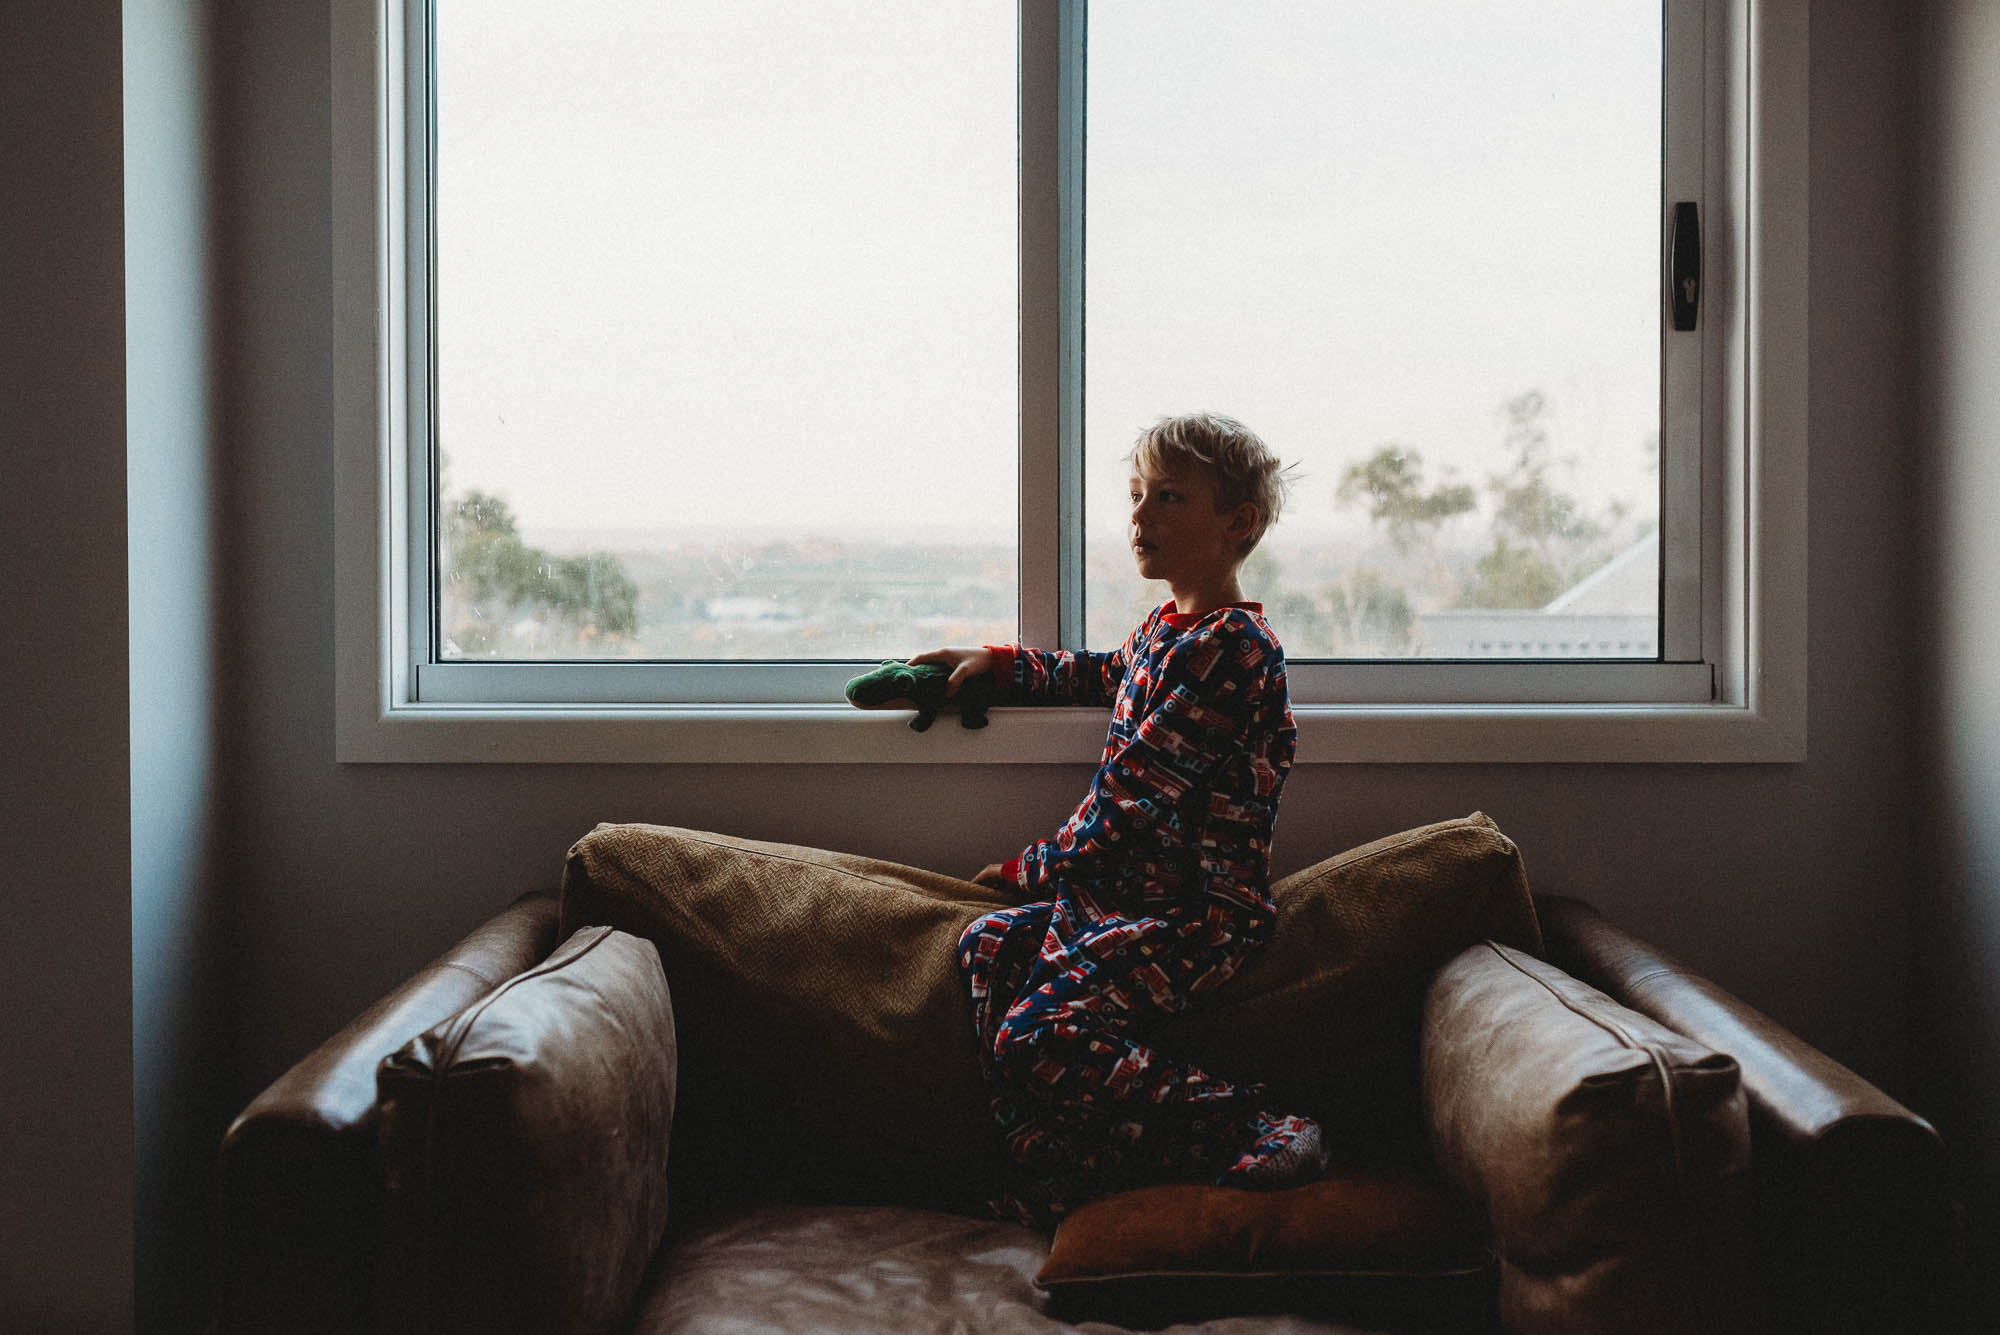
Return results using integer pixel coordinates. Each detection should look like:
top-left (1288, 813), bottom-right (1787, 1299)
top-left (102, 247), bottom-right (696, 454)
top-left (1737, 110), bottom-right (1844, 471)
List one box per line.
top-left (1017, 1), bottom-right (1063, 648)
top-left (1057, 0), bottom-right (1086, 648)
top-left (405, 0), bottom-right (433, 691)
top-left (1661, 0), bottom-right (1707, 662)
top-left (400, 0), bottom-right (427, 698)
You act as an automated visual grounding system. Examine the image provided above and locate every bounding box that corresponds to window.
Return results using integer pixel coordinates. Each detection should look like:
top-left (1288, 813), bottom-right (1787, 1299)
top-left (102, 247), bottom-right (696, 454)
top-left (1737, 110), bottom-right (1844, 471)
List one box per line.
top-left (1083, 4), bottom-right (1674, 661)
top-left (429, 3), bottom-right (1019, 686)
top-left (335, 0), bottom-right (1807, 763)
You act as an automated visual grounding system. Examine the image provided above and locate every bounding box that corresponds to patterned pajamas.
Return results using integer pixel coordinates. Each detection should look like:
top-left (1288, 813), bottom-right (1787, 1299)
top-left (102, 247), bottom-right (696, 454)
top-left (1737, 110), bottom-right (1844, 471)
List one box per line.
top-left (959, 603), bottom-right (1306, 1227)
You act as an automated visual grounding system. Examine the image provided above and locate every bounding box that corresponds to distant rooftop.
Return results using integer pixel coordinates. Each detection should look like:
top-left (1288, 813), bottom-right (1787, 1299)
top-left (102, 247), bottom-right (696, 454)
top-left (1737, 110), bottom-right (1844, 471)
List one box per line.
top-left (1415, 531), bottom-right (1659, 658)
top-left (1543, 529), bottom-right (1658, 614)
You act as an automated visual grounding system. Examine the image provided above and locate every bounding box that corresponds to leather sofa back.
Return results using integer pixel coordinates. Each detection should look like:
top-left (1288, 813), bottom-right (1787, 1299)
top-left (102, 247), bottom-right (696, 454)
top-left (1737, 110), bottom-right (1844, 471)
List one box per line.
top-left (1535, 894), bottom-right (1968, 1335)
top-left (216, 892), bottom-right (561, 1335)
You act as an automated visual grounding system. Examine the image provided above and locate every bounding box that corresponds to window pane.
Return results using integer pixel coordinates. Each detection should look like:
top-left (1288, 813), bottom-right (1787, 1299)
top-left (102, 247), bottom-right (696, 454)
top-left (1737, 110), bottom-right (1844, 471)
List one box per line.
top-left (434, 2), bottom-right (1017, 660)
top-left (1084, 1), bottom-right (1662, 659)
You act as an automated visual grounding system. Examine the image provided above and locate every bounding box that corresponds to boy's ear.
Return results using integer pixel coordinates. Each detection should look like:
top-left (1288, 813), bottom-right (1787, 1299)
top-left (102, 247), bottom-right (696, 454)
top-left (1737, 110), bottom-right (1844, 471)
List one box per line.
top-left (1226, 500), bottom-right (1260, 544)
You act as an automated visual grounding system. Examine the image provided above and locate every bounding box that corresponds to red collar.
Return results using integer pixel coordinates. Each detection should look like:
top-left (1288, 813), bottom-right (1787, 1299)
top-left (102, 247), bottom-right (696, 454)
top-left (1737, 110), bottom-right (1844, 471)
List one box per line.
top-left (1159, 601), bottom-right (1262, 630)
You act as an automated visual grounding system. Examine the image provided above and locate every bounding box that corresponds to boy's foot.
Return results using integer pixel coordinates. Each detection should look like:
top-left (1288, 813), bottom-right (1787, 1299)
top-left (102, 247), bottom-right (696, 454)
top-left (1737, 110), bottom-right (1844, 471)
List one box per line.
top-left (1216, 1112), bottom-right (1328, 1190)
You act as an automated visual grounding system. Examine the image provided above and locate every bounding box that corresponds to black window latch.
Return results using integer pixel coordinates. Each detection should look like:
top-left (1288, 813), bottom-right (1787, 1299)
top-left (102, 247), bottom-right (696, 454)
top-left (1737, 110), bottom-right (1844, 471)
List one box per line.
top-left (1670, 201), bottom-right (1700, 331)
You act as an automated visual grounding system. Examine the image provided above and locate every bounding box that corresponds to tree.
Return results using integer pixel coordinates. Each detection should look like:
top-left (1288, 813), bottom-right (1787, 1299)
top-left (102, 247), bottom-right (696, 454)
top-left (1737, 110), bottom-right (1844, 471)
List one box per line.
top-left (1335, 444), bottom-right (1476, 554)
top-left (443, 489), bottom-right (639, 642)
top-left (1326, 568), bottom-right (1417, 655)
top-left (1239, 546), bottom-right (1283, 599)
top-left (1273, 589), bottom-right (1327, 652)
top-left (1486, 392), bottom-right (1605, 557)
top-left (1457, 391), bottom-right (1620, 610)
top-left (1463, 537), bottom-right (1568, 610)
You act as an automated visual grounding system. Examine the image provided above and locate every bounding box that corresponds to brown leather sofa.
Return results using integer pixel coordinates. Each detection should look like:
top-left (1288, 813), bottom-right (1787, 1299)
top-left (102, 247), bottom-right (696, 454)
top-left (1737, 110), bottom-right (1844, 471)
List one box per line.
top-left (214, 889), bottom-right (1965, 1335)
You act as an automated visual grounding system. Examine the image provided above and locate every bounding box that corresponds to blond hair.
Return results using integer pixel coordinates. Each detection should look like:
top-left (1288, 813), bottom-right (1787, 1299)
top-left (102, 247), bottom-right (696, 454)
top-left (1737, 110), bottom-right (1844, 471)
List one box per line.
top-left (1129, 412), bottom-right (1292, 552)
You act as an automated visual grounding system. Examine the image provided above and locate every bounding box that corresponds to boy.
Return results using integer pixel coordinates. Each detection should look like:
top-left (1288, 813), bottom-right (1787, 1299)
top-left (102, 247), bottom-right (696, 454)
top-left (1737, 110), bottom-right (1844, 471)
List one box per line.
top-left (912, 411), bottom-right (1322, 1229)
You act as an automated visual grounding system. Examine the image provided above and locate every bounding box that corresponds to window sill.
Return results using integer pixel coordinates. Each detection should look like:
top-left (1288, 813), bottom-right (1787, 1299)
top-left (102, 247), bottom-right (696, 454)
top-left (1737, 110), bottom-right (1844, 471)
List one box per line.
top-left (333, 698), bottom-right (1804, 765)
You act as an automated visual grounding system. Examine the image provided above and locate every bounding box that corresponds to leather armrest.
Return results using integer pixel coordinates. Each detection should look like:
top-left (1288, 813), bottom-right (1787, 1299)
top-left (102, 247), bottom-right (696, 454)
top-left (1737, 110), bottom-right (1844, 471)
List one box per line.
top-left (1533, 893), bottom-right (1968, 1335)
top-left (375, 924), bottom-right (676, 1335)
top-left (215, 891), bottom-right (561, 1335)
top-left (1423, 939), bottom-right (1756, 1334)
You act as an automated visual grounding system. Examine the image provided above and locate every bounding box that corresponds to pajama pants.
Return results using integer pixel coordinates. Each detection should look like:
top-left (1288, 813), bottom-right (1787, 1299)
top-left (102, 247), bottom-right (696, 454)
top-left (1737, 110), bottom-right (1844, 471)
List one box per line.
top-left (958, 891), bottom-right (1295, 1228)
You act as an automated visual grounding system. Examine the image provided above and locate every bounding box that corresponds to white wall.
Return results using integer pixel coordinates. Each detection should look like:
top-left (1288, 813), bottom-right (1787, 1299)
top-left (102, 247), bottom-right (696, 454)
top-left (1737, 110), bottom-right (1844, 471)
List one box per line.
top-left (0, 4), bottom-right (228, 1329)
top-left (81, 0), bottom-right (1964, 1327)
top-left (0, 4), bottom-right (137, 1331)
top-left (1916, 1), bottom-right (2000, 1324)
top-left (1, 3), bottom-right (1969, 1331)
top-left (126, 1), bottom-right (229, 1331)
top-left (220, 1), bottom-right (1925, 1100)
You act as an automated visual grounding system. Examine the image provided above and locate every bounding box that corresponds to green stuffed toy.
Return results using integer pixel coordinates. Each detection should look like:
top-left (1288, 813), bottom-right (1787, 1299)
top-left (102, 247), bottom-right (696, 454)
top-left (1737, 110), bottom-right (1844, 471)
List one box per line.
top-left (844, 660), bottom-right (996, 732)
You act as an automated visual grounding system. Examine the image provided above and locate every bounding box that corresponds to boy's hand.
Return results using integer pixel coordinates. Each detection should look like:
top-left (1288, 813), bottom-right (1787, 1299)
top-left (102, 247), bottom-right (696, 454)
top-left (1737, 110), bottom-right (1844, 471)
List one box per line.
top-left (972, 862), bottom-right (1010, 888)
top-left (907, 647), bottom-right (993, 698)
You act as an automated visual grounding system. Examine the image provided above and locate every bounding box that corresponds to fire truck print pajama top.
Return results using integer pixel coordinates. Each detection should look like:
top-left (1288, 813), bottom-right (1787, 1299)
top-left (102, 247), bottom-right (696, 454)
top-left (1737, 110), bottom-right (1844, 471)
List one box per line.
top-left (959, 601), bottom-right (1313, 1227)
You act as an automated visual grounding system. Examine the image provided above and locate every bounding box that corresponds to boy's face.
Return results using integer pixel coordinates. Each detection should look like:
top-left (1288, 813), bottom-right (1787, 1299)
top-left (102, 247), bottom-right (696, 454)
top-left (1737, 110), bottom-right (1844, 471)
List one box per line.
top-left (1127, 459), bottom-right (1256, 588)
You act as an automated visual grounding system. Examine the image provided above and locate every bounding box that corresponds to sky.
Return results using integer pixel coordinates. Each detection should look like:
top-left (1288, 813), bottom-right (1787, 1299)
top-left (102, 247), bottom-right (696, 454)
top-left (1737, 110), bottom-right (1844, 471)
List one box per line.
top-left (435, 1), bottom-right (1663, 549)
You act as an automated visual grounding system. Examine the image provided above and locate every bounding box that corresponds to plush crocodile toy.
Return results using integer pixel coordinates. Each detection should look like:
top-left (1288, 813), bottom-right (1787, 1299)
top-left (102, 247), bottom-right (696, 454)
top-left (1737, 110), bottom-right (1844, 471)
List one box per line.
top-left (844, 660), bottom-right (996, 732)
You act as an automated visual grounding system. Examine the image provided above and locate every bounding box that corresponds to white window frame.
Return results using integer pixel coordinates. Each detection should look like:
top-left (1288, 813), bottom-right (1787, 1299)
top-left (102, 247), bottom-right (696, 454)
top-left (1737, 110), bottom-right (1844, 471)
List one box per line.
top-left (333, 0), bottom-right (1806, 765)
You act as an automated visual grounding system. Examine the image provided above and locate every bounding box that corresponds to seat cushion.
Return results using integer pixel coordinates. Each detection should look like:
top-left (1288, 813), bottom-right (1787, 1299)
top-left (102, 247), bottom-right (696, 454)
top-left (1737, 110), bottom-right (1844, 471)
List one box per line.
top-left (625, 1202), bottom-right (1450, 1335)
top-left (1034, 1174), bottom-right (1498, 1330)
top-left (558, 813), bottom-right (1541, 1218)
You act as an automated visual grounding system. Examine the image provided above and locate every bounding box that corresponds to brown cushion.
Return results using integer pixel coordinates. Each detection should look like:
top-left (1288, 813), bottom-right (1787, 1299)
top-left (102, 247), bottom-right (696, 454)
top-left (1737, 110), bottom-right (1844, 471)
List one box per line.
top-left (375, 924), bottom-right (676, 1335)
top-left (1033, 1174), bottom-right (1498, 1327)
top-left (559, 824), bottom-right (1018, 1215)
top-left (558, 812), bottom-right (1541, 1216)
top-left (1422, 939), bottom-right (1757, 1335)
top-left (1163, 811), bottom-right (1545, 1153)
